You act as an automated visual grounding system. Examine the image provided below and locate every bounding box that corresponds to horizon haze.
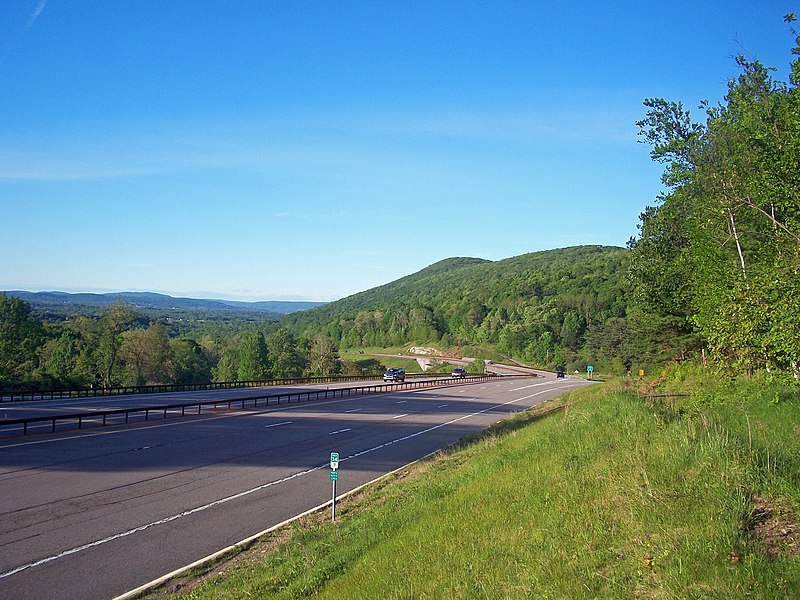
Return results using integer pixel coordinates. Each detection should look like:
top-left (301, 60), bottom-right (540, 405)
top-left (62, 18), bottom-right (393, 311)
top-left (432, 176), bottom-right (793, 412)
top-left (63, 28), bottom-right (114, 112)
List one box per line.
top-left (2, 1), bottom-right (794, 301)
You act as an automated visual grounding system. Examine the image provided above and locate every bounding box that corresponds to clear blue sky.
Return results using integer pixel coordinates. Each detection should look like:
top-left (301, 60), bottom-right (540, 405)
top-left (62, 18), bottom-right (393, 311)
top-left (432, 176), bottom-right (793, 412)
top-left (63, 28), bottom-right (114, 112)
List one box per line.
top-left (2, 1), bottom-right (796, 301)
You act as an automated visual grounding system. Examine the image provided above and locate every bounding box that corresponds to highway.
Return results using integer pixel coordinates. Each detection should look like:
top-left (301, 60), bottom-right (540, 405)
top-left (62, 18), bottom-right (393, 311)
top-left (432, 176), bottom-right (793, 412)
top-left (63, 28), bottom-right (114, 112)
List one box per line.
top-left (0, 373), bottom-right (590, 599)
top-left (0, 379), bottom-right (399, 422)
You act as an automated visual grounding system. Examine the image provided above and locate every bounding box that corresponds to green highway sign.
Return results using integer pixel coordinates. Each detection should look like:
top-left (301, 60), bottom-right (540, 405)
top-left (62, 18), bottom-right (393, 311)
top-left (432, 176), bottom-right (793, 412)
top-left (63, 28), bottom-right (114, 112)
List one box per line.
top-left (587, 365), bottom-right (594, 373)
top-left (330, 452), bottom-right (339, 470)
top-left (330, 470), bottom-right (339, 481)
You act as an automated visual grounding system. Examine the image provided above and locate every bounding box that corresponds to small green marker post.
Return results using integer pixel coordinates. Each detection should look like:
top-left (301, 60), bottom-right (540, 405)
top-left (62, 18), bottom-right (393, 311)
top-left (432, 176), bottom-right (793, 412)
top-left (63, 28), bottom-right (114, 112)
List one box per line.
top-left (330, 452), bottom-right (339, 521)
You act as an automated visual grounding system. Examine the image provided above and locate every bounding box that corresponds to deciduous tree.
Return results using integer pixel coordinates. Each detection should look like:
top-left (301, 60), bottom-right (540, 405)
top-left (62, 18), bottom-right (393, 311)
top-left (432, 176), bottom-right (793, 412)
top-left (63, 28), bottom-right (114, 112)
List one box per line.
top-left (237, 331), bottom-right (270, 381)
top-left (0, 293), bottom-right (45, 387)
top-left (305, 335), bottom-right (340, 377)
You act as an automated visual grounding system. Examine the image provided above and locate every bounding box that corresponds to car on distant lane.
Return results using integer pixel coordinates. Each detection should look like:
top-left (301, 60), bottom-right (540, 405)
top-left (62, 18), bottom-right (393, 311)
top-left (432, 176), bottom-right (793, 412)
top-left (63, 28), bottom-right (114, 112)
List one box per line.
top-left (451, 368), bottom-right (466, 378)
top-left (383, 368), bottom-right (406, 382)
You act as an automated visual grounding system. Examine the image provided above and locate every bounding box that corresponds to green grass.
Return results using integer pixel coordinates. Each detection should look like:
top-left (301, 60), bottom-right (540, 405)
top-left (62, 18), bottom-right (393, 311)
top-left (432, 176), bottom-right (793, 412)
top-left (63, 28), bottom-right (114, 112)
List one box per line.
top-left (154, 375), bottom-right (799, 599)
top-left (339, 347), bottom-right (422, 374)
top-left (339, 345), bottom-right (506, 376)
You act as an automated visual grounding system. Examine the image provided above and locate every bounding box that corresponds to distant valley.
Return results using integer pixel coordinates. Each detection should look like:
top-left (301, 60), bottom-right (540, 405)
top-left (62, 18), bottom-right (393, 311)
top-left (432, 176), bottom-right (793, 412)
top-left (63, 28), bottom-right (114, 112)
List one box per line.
top-left (4, 290), bottom-right (325, 317)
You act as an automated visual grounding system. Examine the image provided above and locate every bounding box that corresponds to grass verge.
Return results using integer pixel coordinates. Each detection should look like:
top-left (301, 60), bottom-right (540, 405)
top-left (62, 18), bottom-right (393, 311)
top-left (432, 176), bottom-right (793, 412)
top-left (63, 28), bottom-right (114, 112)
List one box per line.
top-left (145, 376), bottom-right (799, 599)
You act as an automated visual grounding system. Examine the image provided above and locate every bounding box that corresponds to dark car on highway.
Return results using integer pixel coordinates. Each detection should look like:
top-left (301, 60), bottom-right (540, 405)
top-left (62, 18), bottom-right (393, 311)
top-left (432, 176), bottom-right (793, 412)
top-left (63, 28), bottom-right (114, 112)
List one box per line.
top-left (383, 367), bottom-right (405, 382)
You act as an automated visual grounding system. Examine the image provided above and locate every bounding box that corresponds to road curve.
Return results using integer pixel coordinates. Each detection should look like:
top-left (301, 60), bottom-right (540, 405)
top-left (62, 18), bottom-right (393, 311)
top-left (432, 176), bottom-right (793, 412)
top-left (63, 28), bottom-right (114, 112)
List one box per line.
top-left (0, 373), bottom-right (589, 600)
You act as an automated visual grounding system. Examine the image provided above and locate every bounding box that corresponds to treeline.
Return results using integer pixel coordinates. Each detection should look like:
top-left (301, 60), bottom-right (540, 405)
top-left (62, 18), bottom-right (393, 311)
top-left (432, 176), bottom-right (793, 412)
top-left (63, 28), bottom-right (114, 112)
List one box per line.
top-left (1, 245), bottom-right (633, 391)
top-left (4, 25), bottom-right (798, 388)
top-left (0, 293), bottom-right (349, 390)
top-left (283, 246), bottom-right (635, 373)
top-left (628, 23), bottom-right (800, 380)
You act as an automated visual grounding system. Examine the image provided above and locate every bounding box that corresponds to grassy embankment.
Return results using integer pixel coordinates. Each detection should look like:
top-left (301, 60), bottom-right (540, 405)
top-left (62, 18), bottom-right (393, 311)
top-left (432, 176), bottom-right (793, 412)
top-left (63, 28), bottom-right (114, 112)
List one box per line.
top-left (339, 345), bottom-right (503, 375)
top-left (151, 370), bottom-right (799, 599)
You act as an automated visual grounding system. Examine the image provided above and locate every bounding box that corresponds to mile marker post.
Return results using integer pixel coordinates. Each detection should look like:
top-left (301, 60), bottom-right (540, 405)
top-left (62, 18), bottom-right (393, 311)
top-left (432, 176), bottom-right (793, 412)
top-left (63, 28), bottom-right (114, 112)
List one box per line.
top-left (330, 452), bottom-right (339, 521)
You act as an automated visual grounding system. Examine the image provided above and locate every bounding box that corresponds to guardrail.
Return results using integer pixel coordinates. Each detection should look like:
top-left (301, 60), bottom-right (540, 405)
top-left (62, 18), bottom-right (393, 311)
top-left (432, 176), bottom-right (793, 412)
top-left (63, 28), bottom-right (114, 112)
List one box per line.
top-left (0, 373), bottom-right (519, 439)
top-left (0, 372), bottom-right (450, 403)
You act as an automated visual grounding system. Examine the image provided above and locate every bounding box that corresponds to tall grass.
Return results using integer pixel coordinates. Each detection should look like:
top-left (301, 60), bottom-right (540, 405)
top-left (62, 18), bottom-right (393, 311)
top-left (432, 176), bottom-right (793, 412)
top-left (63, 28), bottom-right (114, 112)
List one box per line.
top-left (164, 377), bottom-right (799, 599)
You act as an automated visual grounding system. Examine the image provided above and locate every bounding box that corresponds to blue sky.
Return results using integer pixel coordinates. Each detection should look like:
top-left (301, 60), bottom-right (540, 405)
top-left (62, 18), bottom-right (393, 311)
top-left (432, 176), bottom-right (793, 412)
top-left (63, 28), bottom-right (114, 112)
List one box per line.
top-left (1, 1), bottom-right (797, 301)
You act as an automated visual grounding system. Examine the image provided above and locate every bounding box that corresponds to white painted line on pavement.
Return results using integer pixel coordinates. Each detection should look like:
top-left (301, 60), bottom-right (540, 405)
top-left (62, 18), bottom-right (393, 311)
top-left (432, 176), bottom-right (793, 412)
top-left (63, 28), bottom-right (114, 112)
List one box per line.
top-left (0, 462), bottom-right (325, 581)
top-left (264, 421), bottom-right (292, 428)
top-left (4, 384), bottom-right (565, 584)
top-left (509, 381), bottom-right (556, 392)
top-left (114, 449), bottom-right (445, 600)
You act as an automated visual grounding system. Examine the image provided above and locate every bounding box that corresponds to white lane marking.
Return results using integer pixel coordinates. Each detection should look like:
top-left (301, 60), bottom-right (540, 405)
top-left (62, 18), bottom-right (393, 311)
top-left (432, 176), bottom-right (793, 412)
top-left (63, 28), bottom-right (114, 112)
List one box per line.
top-left (115, 451), bottom-right (443, 600)
top-left (264, 421), bottom-right (292, 429)
top-left (395, 400), bottom-right (407, 404)
top-left (339, 387), bottom-right (562, 466)
top-left (344, 408), bottom-right (362, 413)
top-left (509, 381), bottom-right (555, 392)
top-left (2, 384), bottom-right (567, 580)
top-left (392, 414), bottom-right (409, 419)
top-left (0, 462), bottom-right (325, 581)
top-left (329, 428), bottom-right (351, 435)
top-left (437, 404), bottom-right (449, 408)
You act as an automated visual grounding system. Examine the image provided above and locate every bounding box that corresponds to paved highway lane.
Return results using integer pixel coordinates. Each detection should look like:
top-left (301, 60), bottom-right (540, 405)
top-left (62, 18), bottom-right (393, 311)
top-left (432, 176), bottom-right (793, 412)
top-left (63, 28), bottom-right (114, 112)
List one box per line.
top-left (0, 374), bottom-right (590, 599)
top-left (0, 379), bottom-right (399, 422)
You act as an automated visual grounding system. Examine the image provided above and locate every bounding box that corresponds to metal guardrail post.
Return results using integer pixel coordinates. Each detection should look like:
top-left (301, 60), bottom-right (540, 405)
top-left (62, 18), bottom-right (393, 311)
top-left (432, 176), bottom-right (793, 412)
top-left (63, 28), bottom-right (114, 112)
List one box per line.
top-left (0, 373), bottom-right (515, 439)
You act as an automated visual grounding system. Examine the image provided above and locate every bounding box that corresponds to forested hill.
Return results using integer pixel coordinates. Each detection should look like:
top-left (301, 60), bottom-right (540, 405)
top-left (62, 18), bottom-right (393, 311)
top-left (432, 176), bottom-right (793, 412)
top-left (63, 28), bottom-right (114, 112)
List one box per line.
top-left (282, 245), bottom-right (632, 372)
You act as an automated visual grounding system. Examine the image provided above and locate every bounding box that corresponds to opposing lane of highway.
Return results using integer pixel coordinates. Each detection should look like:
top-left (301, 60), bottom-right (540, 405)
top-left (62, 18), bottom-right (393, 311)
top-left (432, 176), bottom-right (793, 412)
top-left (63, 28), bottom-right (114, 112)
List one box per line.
top-left (0, 374), bottom-right (590, 600)
top-left (0, 379), bottom-right (401, 422)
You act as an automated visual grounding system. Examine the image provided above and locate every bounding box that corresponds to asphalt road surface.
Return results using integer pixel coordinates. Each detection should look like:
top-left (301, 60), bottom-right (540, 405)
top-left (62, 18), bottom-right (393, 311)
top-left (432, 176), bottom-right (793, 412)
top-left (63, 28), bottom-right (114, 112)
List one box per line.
top-left (0, 379), bottom-right (402, 423)
top-left (0, 373), bottom-right (590, 600)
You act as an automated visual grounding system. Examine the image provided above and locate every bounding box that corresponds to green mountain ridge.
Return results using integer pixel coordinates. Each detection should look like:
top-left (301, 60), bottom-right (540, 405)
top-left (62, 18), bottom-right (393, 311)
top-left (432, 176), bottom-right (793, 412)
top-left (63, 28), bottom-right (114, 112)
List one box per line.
top-left (282, 245), bottom-right (632, 371)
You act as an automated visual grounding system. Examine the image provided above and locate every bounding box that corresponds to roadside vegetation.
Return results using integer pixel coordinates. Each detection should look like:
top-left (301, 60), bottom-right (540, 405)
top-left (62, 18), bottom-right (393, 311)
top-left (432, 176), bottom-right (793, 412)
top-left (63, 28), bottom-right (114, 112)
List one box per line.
top-left (144, 371), bottom-right (799, 599)
top-left (1, 13), bottom-right (798, 600)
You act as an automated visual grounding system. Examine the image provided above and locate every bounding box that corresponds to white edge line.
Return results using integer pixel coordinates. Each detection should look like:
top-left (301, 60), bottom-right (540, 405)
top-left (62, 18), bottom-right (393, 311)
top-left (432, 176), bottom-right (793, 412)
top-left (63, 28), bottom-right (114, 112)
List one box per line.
top-left (112, 383), bottom-right (579, 599)
top-left (113, 451), bottom-right (439, 600)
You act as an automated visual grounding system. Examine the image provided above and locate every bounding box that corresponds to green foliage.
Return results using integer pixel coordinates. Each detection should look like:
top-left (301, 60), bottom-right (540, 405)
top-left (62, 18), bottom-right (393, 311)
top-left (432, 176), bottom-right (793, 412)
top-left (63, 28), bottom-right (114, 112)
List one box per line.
top-left (175, 377), bottom-right (800, 599)
top-left (266, 329), bottom-right (305, 378)
top-left (44, 331), bottom-right (79, 384)
top-left (304, 335), bottom-right (341, 377)
top-left (170, 338), bottom-right (212, 384)
top-left (97, 301), bottom-right (140, 387)
top-left (339, 357), bottom-right (385, 376)
top-left (284, 246), bottom-right (633, 373)
top-left (630, 30), bottom-right (800, 379)
top-left (0, 292), bottom-right (46, 387)
top-left (119, 322), bottom-right (173, 386)
top-left (211, 349), bottom-right (238, 383)
top-left (237, 331), bottom-right (270, 381)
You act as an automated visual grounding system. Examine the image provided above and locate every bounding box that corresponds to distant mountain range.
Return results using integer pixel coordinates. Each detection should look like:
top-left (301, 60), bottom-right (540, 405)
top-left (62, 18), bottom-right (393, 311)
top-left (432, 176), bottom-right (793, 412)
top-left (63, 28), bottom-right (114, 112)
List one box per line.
top-left (4, 290), bottom-right (325, 316)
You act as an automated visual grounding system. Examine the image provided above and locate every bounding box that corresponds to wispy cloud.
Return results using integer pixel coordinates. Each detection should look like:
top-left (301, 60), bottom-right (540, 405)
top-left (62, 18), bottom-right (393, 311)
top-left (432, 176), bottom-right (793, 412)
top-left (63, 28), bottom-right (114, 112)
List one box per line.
top-left (27, 0), bottom-right (48, 29)
top-left (1, 0), bottom-right (49, 66)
